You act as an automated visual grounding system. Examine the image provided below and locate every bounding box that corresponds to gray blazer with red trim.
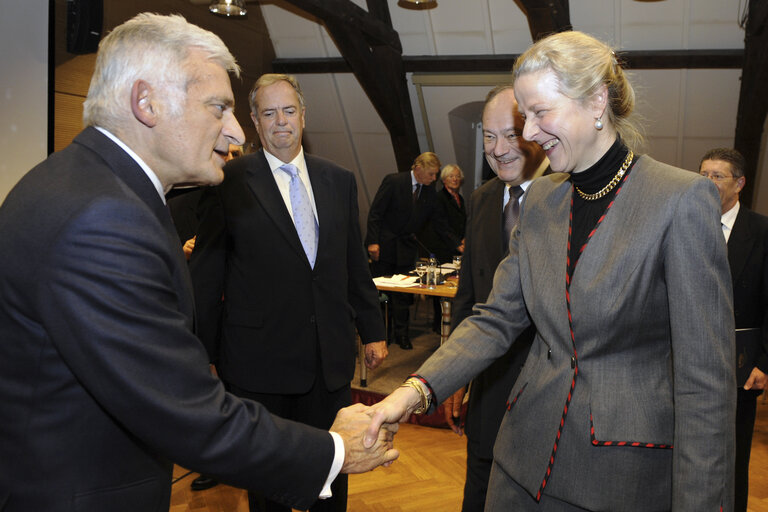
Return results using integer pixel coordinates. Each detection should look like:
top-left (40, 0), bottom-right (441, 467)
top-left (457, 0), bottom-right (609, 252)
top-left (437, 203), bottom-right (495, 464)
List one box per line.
top-left (417, 155), bottom-right (736, 511)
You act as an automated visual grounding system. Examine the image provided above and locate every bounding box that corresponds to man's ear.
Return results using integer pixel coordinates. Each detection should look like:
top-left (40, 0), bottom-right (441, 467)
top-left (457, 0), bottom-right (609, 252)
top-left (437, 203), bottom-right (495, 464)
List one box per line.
top-left (131, 80), bottom-right (157, 128)
top-left (737, 176), bottom-right (746, 193)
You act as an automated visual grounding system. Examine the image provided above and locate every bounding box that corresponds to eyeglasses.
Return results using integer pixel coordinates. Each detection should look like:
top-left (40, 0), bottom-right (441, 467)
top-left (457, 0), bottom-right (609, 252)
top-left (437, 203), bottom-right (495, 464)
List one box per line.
top-left (699, 172), bottom-right (737, 182)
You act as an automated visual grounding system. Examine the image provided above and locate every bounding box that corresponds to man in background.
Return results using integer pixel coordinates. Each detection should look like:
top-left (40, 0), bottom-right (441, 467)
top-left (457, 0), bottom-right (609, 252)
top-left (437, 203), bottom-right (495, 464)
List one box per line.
top-left (366, 152), bottom-right (460, 349)
top-left (191, 73), bottom-right (387, 512)
top-left (169, 143), bottom-right (243, 263)
top-left (700, 148), bottom-right (768, 512)
top-left (443, 85), bottom-right (548, 511)
top-left (0, 14), bottom-right (396, 512)
top-left (168, 143), bottom-right (242, 493)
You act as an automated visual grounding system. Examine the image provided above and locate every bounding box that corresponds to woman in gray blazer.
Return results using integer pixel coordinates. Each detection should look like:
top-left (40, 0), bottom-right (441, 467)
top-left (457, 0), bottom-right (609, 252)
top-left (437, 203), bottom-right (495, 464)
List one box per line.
top-left (367, 31), bottom-right (735, 511)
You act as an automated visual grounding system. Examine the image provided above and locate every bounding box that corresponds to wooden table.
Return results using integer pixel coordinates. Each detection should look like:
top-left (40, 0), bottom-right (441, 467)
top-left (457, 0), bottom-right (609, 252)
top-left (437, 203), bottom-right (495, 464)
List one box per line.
top-left (374, 277), bottom-right (458, 345)
top-left (359, 276), bottom-right (458, 387)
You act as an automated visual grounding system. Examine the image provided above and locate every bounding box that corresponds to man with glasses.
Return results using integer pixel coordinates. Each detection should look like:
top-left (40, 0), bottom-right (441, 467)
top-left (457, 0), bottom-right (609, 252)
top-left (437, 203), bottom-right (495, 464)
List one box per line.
top-left (700, 147), bottom-right (768, 512)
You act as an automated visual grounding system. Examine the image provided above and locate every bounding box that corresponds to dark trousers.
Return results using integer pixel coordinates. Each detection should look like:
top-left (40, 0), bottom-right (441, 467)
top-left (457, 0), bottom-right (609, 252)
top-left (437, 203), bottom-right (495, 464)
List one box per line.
top-left (461, 436), bottom-right (493, 512)
top-left (735, 390), bottom-right (759, 512)
top-left (371, 260), bottom-right (414, 338)
top-left (226, 377), bottom-right (351, 512)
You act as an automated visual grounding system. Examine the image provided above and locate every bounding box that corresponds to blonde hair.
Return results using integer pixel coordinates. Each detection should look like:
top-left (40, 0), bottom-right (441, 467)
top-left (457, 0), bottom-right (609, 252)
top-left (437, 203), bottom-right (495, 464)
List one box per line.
top-left (412, 152), bottom-right (441, 171)
top-left (83, 13), bottom-right (239, 132)
top-left (513, 31), bottom-right (643, 151)
top-left (249, 74), bottom-right (306, 115)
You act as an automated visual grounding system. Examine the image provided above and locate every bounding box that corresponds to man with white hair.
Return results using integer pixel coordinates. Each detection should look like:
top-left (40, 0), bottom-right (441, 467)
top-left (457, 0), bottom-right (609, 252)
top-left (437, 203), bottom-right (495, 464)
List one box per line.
top-left (0, 13), bottom-right (396, 512)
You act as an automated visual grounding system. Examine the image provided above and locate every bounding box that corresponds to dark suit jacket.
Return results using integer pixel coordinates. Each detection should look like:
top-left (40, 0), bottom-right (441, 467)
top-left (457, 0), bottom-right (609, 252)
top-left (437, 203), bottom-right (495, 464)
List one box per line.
top-left (728, 205), bottom-right (768, 387)
top-left (419, 186), bottom-right (466, 263)
top-left (0, 128), bottom-right (334, 511)
top-left (168, 187), bottom-right (204, 244)
top-left (190, 150), bottom-right (384, 394)
top-left (420, 156), bottom-right (735, 510)
top-left (450, 177), bottom-right (535, 457)
top-left (366, 171), bottom-right (445, 266)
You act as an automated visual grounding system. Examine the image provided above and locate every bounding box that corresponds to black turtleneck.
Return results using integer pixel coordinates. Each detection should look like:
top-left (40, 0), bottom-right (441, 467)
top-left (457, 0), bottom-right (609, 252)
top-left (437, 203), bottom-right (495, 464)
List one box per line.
top-left (568, 138), bottom-right (634, 275)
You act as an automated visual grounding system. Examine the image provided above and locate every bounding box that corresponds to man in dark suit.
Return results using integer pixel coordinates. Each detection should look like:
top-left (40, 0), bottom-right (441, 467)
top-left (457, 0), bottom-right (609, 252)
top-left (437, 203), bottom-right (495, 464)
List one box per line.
top-left (442, 85), bottom-right (548, 511)
top-left (0, 15), bottom-right (396, 512)
top-left (700, 148), bottom-right (768, 512)
top-left (190, 73), bottom-right (387, 512)
top-left (366, 152), bottom-right (460, 349)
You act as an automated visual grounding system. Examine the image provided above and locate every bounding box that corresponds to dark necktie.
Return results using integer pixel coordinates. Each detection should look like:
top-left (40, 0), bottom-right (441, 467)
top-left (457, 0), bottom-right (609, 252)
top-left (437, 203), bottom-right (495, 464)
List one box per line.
top-left (413, 184), bottom-right (421, 204)
top-left (503, 185), bottom-right (524, 249)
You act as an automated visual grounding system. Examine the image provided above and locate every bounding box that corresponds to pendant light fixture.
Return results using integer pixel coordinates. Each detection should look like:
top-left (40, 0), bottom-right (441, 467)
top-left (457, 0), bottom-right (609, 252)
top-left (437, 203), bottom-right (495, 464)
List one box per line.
top-left (209, 0), bottom-right (247, 17)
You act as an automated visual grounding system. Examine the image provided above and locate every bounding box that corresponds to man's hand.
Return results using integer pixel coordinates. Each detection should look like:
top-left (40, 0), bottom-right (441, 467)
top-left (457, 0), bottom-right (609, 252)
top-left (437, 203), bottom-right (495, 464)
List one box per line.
top-left (331, 403), bottom-right (399, 473)
top-left (367, 244), bottom-right (380, 262)
top-left (363, 385), bottom-right (422, 448)
top-left (442, 387), bottom-right (466, 435)
top-left (364, 341), bottom-right (388, 370)
top-left (744, 367), bottom-right (768, 390)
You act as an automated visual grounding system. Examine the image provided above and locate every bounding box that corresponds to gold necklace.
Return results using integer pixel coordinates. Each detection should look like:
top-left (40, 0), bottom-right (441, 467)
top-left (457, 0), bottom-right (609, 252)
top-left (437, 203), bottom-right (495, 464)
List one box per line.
top-left (575, 150), bottom-right (634, 201)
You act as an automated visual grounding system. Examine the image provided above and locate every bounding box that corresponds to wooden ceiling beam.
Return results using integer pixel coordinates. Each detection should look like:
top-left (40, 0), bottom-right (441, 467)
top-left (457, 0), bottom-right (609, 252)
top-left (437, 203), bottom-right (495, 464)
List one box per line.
top-left (273, 49), bottom-right (744, 74)
top-left (277, 0), bottom-right (401, 52)
top-left (278, 0), bottom-right (418, 172)
top-left (734, 0), bottom-right (768, 209)
top-left (514, 0), bottom-right (572, 41)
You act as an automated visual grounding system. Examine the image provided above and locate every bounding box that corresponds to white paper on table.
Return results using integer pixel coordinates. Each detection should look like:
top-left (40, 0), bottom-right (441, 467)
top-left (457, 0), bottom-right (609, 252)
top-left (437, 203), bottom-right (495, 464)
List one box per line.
top-left (373, 275), bottom-right (420, 287)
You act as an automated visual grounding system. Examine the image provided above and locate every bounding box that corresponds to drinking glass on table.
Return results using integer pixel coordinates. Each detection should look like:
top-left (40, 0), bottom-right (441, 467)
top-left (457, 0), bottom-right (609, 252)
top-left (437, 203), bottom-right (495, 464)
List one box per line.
top-left (415, 261), bottom-right (428, 286)
top-left (452, 255), bottom-right (462, 269)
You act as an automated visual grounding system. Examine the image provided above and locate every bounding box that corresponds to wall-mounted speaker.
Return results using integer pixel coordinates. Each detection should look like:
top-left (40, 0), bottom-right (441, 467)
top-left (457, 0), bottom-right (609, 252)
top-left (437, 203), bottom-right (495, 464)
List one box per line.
top-left (66, 0), bottom-right (103, 54)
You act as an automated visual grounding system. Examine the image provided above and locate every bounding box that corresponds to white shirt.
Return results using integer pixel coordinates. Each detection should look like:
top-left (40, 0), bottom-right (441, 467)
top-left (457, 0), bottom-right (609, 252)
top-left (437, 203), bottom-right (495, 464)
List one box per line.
top-left (722, 201), bottom-right (740, 244)
top-left (263, 148), bottom-right (319, 226)
top-left (502, 157), bottom-right (550, 210)
top-left (95, 127), bottom-right (166, 203)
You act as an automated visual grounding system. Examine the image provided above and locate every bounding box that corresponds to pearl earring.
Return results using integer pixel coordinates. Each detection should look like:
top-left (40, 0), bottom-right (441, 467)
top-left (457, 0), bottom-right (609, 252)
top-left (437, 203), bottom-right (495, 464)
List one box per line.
top-left (594, 117), bottom-right (603, 130)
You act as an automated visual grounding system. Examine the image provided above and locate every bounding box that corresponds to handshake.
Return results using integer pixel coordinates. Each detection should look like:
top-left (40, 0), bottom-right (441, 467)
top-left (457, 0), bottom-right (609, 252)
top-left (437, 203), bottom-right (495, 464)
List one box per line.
top-left (331, 382), bottom-right (426, 473)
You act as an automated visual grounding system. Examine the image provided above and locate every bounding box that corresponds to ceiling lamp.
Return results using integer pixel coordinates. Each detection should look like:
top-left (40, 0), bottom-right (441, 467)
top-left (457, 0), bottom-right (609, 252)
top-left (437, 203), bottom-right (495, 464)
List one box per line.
top-left (398, 0), bottom-right (437, 9)
top-left (209, 0), bottom-right (247, 16)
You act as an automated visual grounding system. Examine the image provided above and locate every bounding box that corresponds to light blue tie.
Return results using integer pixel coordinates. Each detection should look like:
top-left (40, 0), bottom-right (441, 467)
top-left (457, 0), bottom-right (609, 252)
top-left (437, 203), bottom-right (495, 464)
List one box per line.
top-left (280, 163), bottom-right (318, 267)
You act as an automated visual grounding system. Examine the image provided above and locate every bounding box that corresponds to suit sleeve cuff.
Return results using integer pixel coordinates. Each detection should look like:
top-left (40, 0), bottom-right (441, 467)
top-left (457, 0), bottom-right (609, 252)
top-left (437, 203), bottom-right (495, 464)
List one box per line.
top-left (319, 432), bottom-right (344, 499)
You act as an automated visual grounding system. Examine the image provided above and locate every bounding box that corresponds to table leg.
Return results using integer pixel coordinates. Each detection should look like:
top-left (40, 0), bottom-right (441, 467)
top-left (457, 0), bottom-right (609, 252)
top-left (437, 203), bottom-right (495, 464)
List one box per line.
top-left (439, 298), bottom-right (451, 345)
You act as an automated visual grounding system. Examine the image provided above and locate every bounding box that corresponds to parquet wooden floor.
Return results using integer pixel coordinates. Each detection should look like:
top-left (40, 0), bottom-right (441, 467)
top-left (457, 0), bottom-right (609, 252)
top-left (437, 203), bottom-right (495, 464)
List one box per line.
top-left (170, 398), bottom-right (768, 512)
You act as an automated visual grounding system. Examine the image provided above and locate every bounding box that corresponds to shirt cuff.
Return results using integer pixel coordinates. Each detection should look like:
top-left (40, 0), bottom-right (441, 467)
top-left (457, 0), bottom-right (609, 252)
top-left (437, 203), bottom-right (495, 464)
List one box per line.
top-left (319, 431), bottom-right (344, 499)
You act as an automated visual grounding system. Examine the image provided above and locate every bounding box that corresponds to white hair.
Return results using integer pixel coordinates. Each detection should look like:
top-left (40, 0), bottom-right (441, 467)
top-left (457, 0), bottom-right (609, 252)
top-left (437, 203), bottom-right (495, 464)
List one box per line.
top-left (440, 164), bottom-right (463, 181)
top-left (82, 13), bottom-right (239, 132)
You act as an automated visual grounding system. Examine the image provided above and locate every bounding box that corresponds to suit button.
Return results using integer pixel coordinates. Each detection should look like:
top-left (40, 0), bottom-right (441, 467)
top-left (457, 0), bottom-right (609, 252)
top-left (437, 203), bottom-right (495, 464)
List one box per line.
top-left (571, 356), bottom-right (576, 369)
top-left (547, 349), bottom-right (552, 360)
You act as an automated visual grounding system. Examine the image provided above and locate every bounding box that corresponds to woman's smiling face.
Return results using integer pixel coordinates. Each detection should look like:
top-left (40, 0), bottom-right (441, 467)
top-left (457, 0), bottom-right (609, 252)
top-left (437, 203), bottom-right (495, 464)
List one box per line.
top-left (514, 69), bottom-right (607, 174)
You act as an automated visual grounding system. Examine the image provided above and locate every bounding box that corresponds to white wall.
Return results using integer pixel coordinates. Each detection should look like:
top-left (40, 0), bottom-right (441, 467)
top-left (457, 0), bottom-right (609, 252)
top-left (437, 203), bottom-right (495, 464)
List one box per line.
top-left (0, 0), bottom-right (49, 203)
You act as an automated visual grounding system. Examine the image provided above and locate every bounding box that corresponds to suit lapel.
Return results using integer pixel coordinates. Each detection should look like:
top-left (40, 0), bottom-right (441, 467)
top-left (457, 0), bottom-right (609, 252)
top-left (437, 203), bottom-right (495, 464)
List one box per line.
top-left (75, 127), bottom-right (195, 319)
top-left (522, 174), bottom-right (572, 335)
top-left (728, 207), bottom-right (753, 283)
top-left (478, 178), bottom-right (506, 258)
top-left (567, 158), bottom-right (665, 319)
top-left (244, 152), bottom-right (311, 267)
top-left (306, 158), bottom-right (332, 260)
